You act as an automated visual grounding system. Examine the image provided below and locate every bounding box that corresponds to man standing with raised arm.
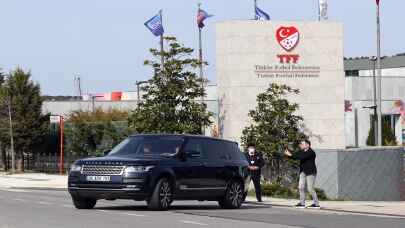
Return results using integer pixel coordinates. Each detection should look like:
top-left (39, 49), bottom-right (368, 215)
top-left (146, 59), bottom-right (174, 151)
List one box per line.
top-left (284, 140), bottom-right (320, 209)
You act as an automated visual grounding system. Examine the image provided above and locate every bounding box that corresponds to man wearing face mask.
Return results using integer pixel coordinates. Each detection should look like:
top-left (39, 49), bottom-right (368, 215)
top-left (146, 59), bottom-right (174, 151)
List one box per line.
top-left (245, 143), bottom-right (265, 202)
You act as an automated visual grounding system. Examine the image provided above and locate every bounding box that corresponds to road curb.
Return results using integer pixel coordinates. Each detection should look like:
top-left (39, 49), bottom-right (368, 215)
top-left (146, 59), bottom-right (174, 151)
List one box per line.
top-left (245, 201), bottom-right (405, 219)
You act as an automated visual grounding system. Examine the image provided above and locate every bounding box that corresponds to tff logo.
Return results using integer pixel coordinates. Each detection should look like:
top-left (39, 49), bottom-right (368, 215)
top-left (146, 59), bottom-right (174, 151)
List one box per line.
top-left (276, 26), bottom-right (300, 64)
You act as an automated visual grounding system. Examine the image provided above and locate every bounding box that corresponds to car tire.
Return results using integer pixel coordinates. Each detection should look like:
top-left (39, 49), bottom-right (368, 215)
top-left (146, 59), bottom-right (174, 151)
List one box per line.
top-left (72, 196), bottom-right (97, 209)
top-left (147, 178), bottom-right (173, 211)
top-left (218, 181), bottom-right (244, 209)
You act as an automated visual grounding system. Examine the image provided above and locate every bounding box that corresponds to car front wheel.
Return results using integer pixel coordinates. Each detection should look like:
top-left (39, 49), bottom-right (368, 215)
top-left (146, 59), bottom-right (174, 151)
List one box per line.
top-left (147, 178), bottom-right (173, 211)
top-left (72, 196), bottom-right (97, 209)
top-left (218, 181), bottom-right (244, 209)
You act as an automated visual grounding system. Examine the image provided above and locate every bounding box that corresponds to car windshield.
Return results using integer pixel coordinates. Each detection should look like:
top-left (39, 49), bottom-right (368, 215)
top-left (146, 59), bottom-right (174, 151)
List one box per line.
top-left (107, 136), bottom-right (184, 158)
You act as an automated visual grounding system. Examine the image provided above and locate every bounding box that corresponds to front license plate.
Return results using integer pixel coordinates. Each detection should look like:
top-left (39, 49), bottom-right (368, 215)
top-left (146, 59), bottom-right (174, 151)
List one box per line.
top-left (86, 176), bottom-right (111, 182)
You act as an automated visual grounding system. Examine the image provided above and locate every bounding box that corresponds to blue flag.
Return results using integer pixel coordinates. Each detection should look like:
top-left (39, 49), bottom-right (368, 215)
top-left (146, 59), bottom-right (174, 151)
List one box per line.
top-left (144, 11), bottom-right (164, 36)
top-left (197, 9), bottom-right (213, 28)
top-left (255, 6), bottom-right (270, 21)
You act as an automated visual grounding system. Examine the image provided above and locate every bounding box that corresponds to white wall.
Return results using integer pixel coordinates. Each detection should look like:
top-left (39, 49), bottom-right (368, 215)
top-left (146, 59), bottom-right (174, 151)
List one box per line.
top-left (217, 21), bottom-right (345, 149)
top-left (345, 76), bottom-right (405, 146)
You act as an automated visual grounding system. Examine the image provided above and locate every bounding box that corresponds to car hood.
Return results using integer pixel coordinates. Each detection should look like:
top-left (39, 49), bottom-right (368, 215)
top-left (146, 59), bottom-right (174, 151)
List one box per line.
top-left (78, 156), bottom-right (159, 166)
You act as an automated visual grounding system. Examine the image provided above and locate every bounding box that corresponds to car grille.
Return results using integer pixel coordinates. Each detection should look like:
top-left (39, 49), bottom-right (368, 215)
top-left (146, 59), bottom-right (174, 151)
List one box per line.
top-left (81, 165), bottom-right (125, 176)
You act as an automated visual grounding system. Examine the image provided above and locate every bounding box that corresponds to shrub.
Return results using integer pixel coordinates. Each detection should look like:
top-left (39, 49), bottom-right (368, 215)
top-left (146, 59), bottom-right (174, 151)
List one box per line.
top-left (367, 118), bottom-right (397, 146)
top-left (252, 182), bottom-right (328, 200)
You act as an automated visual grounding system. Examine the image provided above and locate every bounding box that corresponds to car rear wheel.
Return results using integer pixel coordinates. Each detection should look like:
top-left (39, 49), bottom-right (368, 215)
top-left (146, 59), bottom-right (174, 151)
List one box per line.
top-left (72, 196), bottom-right (97, 209)
top-left (147, 178), bottom-right (173, 211)
top-left (218, 181), bottom-right (244, 209)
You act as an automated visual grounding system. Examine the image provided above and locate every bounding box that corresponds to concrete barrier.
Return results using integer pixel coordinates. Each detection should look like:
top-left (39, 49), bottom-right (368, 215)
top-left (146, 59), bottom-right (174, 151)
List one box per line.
top-left (316, 147), bottom-right (404, 201)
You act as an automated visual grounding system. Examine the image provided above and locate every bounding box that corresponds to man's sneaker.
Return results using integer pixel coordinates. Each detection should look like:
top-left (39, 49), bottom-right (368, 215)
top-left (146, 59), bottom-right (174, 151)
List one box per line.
top-left (294, 203), bottom-right (306, 209)
top-left (307, 204), bottom-right (321, 209)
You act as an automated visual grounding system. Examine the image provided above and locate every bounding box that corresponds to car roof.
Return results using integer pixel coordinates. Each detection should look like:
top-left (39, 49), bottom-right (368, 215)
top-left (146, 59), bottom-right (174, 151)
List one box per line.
top-left (129, 133), bottom-right (238, 144)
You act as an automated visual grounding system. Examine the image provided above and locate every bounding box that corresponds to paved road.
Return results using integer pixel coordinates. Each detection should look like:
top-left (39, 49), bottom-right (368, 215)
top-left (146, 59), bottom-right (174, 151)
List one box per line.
top-left (0, 189), bottom-right (404, 228)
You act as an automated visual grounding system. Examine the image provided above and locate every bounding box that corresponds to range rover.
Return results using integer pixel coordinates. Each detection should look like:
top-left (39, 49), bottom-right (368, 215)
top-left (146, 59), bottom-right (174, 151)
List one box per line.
top-left (68, 134), bottom-right (250, 211)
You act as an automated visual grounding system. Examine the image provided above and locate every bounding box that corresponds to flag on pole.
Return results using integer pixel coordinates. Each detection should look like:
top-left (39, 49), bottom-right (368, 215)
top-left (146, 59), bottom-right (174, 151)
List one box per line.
top-left (197, 9), bottom-right (213, 28)
top-left (144, 10), bottom-right (164, 36)
top-left (255, 6), bottom-right (270, 21)
top-left (376, 0), bottom-right (380, 6)
top-left (319, 0), bottom-right (328, 20)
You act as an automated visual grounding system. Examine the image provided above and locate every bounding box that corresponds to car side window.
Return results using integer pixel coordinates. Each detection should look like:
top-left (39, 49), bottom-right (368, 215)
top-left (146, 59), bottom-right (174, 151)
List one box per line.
top-left (203, 140), bottom-right (227, 160)
top-left (183, 139), bottom-right (204, 160)
top-left (228, 142), bottom-right (245, 161)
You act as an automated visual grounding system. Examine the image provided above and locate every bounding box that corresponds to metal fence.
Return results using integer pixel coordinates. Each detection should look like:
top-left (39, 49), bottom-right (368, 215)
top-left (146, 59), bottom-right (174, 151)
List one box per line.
top-left (26, 154), bottom-right (82, 174)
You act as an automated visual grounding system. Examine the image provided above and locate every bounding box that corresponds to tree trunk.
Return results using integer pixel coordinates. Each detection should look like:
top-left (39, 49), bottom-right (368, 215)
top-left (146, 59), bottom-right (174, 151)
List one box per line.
top-left (0, 141), bottom-right (5, 171)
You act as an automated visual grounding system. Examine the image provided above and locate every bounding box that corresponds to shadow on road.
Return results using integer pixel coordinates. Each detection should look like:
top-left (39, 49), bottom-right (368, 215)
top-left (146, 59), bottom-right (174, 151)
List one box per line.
top-left (95, 203), bottom-right (270, 211)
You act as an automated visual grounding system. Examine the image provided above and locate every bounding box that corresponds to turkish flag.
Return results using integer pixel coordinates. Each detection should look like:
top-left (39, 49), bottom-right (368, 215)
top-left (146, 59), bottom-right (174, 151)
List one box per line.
top-left (376, 0), bottom-right (380, 6)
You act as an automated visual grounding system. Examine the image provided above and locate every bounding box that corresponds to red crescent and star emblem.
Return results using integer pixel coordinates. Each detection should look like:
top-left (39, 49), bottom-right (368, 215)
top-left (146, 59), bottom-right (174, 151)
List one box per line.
top-left (276, 26), bottom-right (300, 52)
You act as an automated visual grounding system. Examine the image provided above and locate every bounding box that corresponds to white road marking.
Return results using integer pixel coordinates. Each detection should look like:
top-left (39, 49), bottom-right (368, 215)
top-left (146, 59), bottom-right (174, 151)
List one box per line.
top-left (14, 198), bottom-right (26, 202)
top-left (97, 210), bottom-right (108, 212)
top-left (38, 201), bottom-right (53, 205)
top-left (61, 204), bottom-right (73, 208)
top-left (179, 220), bottom-right (208, 226)
top-left (124, 213), bottom-right (146, 217)
top-left (0, 188), bottom-right (29, 193)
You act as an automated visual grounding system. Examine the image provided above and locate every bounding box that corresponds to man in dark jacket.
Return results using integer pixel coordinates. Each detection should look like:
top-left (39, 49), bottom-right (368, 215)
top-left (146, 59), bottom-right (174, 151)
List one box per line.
top-left (284, 140), bottom-right (320, 209)
top-left (245, 143), bottom-right (265, 202)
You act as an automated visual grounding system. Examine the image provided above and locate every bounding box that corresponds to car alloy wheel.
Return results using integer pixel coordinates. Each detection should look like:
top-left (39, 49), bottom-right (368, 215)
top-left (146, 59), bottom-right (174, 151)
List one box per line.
top-left (159, 180), bottom-right (172, 209)
top-left (228, 182), bottom-right (243, 208)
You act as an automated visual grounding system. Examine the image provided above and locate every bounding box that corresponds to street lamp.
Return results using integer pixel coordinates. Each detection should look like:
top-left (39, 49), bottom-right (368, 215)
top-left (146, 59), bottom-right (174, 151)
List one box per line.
top-left (135, 81), bottom-right (148, 107)
top-left (90, 94), bottom-right (104, 112)
top-left (375, 0), bottom-right (382, 146)
top-left (370, 56), bottom-right (378, 145)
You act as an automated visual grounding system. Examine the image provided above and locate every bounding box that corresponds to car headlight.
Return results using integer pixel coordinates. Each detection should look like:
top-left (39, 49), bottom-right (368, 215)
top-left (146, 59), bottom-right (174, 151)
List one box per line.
top-left (124, 166), bottom-right (155, 174)
top-left (70, 164), bottom-right (82, 172)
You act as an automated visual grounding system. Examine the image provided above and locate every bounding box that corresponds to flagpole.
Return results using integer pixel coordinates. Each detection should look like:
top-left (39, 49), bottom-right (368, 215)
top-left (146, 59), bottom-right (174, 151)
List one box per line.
top-left (317, 0), bottom-right (321, 21)
top-left (159, 10), bottom-right (164, 73)
top-left (376, 0), bottom-right (382, 146)
top-left (254, 0), bottom-right (257, 20)
top-left (198, 3), bottom-right (205, 135)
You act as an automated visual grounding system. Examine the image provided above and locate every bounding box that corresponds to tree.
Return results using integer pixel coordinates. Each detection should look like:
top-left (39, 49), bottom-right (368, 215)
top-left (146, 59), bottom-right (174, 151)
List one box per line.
top-left (128, 37), bottom-right (212, 134)
top-left (241, 83), bottom-right (307, 183)
top-left (65, 108), bottom-right (129, 157)
top-left (0, 68), bottom-right (49, 171)
top-left (366, 119), bottom-right (397, 146)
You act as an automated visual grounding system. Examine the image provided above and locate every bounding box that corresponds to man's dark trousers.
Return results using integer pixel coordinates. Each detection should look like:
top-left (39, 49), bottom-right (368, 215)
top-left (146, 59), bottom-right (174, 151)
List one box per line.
top-left (251, 173), bottom-right (262, 202)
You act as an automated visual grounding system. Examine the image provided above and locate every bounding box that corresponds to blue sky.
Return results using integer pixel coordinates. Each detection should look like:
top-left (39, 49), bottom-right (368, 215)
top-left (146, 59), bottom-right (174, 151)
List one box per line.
top-left (0, 0), bottom-right (402, 95)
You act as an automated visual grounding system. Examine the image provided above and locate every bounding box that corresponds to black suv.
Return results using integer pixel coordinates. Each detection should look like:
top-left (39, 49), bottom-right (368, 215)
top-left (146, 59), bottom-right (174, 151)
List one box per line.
top-left (68, 134), bottom-right (250, 210)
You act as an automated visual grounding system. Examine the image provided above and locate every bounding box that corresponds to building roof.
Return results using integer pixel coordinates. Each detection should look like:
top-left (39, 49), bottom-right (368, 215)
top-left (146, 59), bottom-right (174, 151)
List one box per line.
top-left (344, 55), bottom-right (405, 71)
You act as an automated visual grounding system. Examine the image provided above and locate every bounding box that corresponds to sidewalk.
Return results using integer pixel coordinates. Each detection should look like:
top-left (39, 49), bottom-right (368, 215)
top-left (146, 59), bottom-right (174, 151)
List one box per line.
top-left (1, 172), bottom-right (404, 217)
top-left (0, 172), bottom-right (67, 190)
top-left (246, 196), bottom-right (405, 218)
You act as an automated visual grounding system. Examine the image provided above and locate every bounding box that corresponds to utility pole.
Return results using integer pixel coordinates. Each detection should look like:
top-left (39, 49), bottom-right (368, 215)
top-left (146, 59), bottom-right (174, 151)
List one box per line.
top-left (7, 95), bottom-right (15, 173)
top-left (376, 0), bottom-right (382, 146)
